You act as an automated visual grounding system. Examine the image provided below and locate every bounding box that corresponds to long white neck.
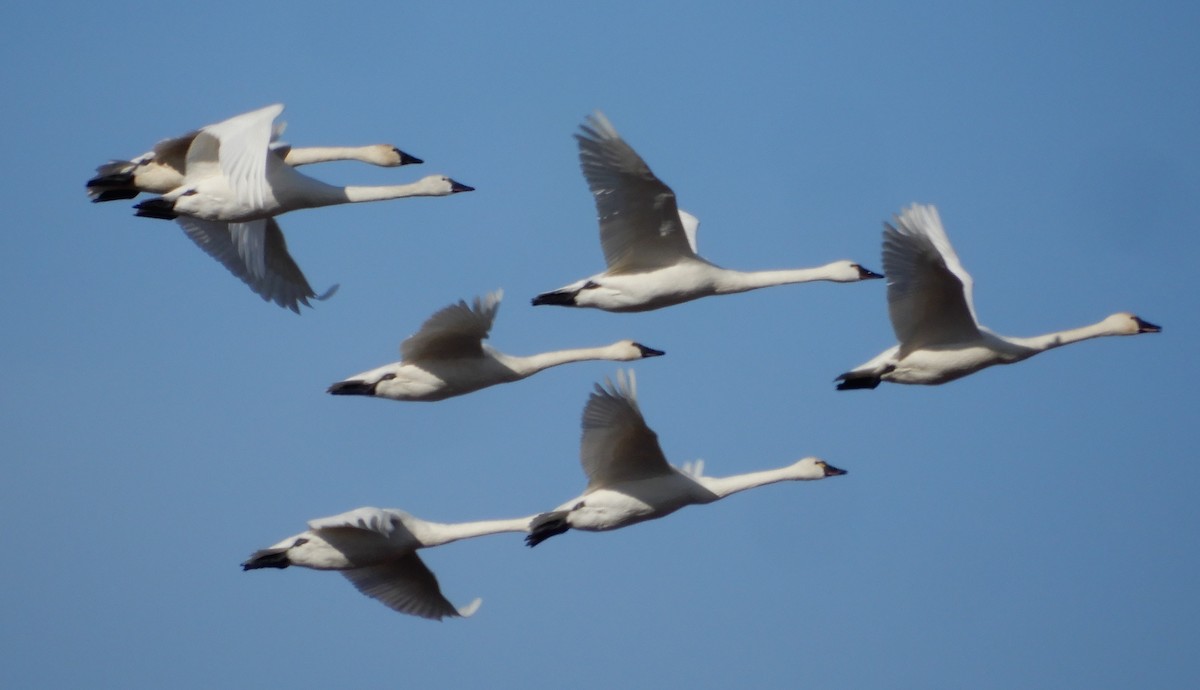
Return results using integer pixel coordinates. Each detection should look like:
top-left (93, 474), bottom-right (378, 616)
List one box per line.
top-left (694, 466), bottom-right (802, 500)
top-left (712, 265), bottom-right (848, 294)
top-left (497, 344), bottom-right (635, 379)
top-left (1003, 318), bottom-right (1131, 354)
top-left (283, 146), bottom-right (384, 166)
top-left (413, 516), bottom-right (532, 548)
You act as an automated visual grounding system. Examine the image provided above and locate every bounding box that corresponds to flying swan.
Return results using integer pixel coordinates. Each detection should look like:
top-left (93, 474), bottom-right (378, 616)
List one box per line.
top-left (531, 111), bottom-right (882, 312)
top-left (328, 290), bottom-right (665, 401)
top-left (130, 104), bottom-right (473, 223)
top-left (835, 203), bottom-right (1161, 389)
top-left (525, 370), bottom-right (847, 546)
top-left (86, 105), bottom-right (422, 202)
top-left (242, 506), bottom-right (533, 620)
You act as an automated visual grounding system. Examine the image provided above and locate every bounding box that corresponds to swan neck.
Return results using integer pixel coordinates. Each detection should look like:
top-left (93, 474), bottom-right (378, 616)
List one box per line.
top-left (695, 466), bottom-right (795, 499)
top-left (713, 267), bottom-right (836, 293)
top-left (283, 146), bottom-right (372, 166)
top-left (1004, 319), bottom-right (1123, 352)
top-left (341, 181), bottom-right (436, 203)
top-left (501, 346), bottom-right (623, 378)
top-left (416, 516), bottom-right (532, 547)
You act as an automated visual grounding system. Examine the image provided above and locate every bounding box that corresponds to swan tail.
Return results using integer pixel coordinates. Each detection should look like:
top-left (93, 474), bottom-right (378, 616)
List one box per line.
top-left (525, 511), bottom-right (571, 547)
top-left (86, 162), bottom-right (139, 202)
top-left (133, 197), bottom-right (178, 220)
top-left (835, 371), bottom-right (881, 390)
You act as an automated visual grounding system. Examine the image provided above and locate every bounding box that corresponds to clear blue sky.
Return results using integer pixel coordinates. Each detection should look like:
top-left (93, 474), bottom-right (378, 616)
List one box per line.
top-left (3, 2), bottom-right (1196, 688)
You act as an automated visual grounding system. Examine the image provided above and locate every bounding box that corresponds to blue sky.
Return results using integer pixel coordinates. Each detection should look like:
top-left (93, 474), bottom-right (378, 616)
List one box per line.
top-left (2, 2), bottom-right (1197, 687)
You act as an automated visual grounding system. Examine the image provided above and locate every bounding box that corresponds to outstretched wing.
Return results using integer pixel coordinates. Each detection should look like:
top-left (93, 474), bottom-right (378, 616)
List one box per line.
top-left (341, 554), bottom-right (479, 620)
top-left (576, 112), bottom-right (699, 274)
top-left (400, 290), bottom-right (502, 362)
top-left (580, 370), bottom-right (672, 490)
top-left (177, 216), bottom-right (332, 313)
top-left (195, 104), bottom-right (284, 209)
top-left (882, 204), bottom-right (980, 351)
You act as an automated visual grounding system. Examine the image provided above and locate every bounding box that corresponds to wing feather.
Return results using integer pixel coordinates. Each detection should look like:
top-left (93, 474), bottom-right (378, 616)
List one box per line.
top-left (576, 112), bottom-right (698, 273)
top-left (176, 216), bottom-right (328, 313)
top-left (580, 370), bottom-right (672, 490)
top-left (341, 554), bottom-right (473, 620)
top-left (882, 204), bottom-right (980, 350)
top-left (400, 290), bottom-right (502, 362)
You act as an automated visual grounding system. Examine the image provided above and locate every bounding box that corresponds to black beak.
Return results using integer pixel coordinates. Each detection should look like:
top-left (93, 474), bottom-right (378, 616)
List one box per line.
top-left (396, 149), bottom-right (423, 166)
top-left (823, 463), bottom-right (848, 477)
top-left (241, 548), bottom-right (290, 571)
top-left (327, 380), bottom-right (377, 396)
top-left (857, 265), bottom-right (884, 280)
top-left (1134, 317), bottom-right (1161, 333)
top-left (634, 343), bottom-right (665, 358)
top-left (449, 179), bottom-right (475, 193)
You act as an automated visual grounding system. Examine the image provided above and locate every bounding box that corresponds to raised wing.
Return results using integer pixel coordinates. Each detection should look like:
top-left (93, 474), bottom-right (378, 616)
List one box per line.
top-left (177, 216), bottom-right (334, 313)
top-left (580, 370), bottom-right (672, 490)
top-left (576, 112), bottom-right (698, 273)
top-left (340, 553), bottom-right (479, 620)
top-left (882, 204), bottom-right (980, 351)
top-left (197, 104), bottom-right (284, 209)
top-left (400, 290), bottom-right (502, 362)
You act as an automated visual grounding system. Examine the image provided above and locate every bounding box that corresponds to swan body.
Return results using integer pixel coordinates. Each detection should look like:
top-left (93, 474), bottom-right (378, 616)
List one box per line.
top-left (130, 104), bottom-right (472, 223)
top-left (531, 112), bottom-right (881, 312)
top-left (525, 370), bottom-right (847, 546)
top-left (243, 507), bottom-right (533, 620)
top-left (328, 290), bottom-right (665, 401)
top-left (836, 204), bottom-right (1161, 389)
top-left (87, 107), bottom-right (422, 202)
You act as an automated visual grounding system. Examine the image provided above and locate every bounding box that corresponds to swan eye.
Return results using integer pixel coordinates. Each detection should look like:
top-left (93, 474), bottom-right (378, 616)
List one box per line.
top-left (292, 538), bottom-right (309, 548)
top-left (379, 373), bottom-right (397, 382)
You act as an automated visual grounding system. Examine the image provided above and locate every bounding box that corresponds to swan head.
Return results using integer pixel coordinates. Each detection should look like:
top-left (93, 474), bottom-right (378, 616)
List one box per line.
top-left (610, 340), bottom-right (666, 360)
top-left (418, 174), bottom-right (475, 196)
top-left (370, 145), bottom-right (423, 167)
top-left (825, 260), bottom-right (884, 282)
top-left (788, 457), bottom-right (848, 480)
top-left (1105, 312), bottom-right (1161, 335)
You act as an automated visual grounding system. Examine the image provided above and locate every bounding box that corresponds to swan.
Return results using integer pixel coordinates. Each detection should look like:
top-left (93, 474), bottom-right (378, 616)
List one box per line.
top-left (130, 104), bottom-right (473, 223)
top-left (525, 370), bottom-right (847, 546)
top-left (530, 112), bottom-right (882, 312)
top-left (835, 204), bottom-right (1161, 389)
top-left (328, 290), bottom-right (665, 401)
top-left (87, 106), bottom-right (422, 202)
top-left (242, 506), bottom-right (533, 621)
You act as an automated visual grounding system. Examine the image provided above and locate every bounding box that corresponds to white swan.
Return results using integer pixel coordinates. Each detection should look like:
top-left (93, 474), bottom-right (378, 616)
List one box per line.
top-left (242, 506), bottom-right (533, 621)
top-left (836, 204), bottom-right (1161, 389)
top-left (131, 104), bottom-right (473, 223)
top-left (328, 290), bottom-right (665, 401)
top-left (525, 370), bottom-right (847, 546)
top-left (87, 107), bottom-right (422, 202)
top-left (530, 112), bottom-right (882, 312)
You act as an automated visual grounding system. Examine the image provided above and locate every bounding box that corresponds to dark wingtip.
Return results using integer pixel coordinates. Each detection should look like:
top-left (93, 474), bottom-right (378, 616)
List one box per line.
top-left (525, 511), bottom-right (570, 547)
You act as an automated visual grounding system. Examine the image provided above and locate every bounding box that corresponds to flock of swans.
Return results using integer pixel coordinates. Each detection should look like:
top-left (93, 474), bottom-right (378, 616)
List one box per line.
top-left (89, 105), bottom-right (1160, 620)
